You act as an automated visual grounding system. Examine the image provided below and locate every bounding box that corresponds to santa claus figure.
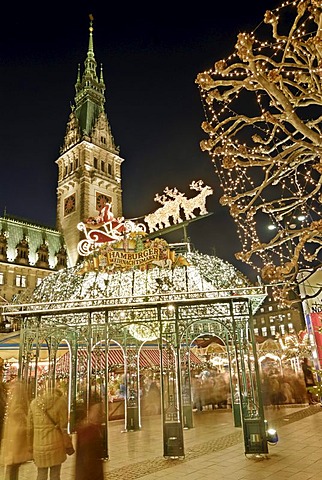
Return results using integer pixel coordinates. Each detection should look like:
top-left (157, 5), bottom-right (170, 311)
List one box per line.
top-left (97, 201), bottom-right (114, 224)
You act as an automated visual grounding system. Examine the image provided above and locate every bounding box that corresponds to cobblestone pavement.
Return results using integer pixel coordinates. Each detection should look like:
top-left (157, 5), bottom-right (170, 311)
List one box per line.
top-left (2, 405), bottom-right (322, 480)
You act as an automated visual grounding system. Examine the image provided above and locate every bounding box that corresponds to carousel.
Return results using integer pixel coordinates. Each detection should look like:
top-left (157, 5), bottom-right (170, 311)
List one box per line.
top-left (1, 183), bottom-right (270, 458)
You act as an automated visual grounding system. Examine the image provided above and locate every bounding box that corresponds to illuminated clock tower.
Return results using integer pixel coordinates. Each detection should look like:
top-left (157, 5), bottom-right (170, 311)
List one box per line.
top-left (56, 15), bottom-right (123, 266)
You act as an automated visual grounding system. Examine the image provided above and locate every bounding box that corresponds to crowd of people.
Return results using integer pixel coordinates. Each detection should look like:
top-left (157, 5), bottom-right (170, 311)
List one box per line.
top-left (0, 358), bottom-right (319, 479)
top-left (0, 381), bottom-right (105, 480)
top-left (190, 362), bottom-right (317, 412)
top-left (261, 370), bottom-right (308, 407)
top-left (191, 371), bottom-right (230, 411)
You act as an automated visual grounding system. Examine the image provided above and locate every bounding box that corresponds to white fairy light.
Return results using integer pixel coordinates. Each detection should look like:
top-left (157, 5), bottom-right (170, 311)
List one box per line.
top-left (196, 0), bottom-right (322, 302)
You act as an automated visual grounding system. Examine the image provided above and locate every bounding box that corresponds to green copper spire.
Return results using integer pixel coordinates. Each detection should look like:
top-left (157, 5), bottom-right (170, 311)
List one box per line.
top-left (74, 14), bottom-right (106, 136)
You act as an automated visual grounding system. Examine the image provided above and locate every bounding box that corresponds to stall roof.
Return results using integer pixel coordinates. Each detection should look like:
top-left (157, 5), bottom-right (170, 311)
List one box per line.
top-left (56, 348), bottom-right (202, 372)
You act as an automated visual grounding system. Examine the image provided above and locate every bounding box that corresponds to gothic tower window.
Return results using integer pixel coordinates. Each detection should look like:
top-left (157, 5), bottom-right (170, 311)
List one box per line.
top-left (101, 160), bottom-right (105, 172)
top-left (35, 242), bottom-right (49, 268)
top-left (14, 235), bottom-right (30, 265)
top-left (56, 246), bottom-right (68, 270)
top-left (94, 157), bottom-right (98, 169)
top-left (108, 163), bottom-right (112, 176)
top-left (0, 229), bottom-right (8, 261)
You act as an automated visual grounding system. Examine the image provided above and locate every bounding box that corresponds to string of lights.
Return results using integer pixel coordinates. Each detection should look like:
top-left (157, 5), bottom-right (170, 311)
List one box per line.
top-left (196, 0), bottom-right (322, 303)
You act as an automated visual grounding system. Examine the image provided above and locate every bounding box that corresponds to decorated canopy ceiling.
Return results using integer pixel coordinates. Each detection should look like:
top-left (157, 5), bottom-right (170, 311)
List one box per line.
top-left (28, 250), bottom-right (254, 305)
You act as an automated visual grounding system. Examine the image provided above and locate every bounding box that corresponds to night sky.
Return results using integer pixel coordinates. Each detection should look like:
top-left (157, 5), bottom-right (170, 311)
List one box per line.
top-left (0, 1), bottom-right (280, 281)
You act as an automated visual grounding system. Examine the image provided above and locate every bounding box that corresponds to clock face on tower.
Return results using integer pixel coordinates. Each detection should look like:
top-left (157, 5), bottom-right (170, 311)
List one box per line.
top-left (64, 194), bottom-right (76, 216)
top-left (96, 193), bottom-right (110, 211)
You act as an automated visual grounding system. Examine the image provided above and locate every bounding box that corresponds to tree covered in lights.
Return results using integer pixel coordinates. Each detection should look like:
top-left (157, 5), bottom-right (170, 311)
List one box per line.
top-left (196, 0), bottom-right (322, 303)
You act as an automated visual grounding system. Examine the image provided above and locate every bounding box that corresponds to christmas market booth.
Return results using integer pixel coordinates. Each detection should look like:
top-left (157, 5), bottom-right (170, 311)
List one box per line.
top-left (1, 194), bottom-right (270, 459)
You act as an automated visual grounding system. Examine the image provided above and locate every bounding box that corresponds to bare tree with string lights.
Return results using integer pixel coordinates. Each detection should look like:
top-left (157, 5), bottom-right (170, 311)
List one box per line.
top-left (196, 0), bottom-right (322, 304)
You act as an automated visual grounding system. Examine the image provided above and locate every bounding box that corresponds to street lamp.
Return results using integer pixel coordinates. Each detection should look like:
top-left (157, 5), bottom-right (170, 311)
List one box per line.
top-left (265, 420), bottom-right (279, 446)
top-left (267, 224), bottom-right (276, 231)
top-left (267, 213), bottom-right (307, 232)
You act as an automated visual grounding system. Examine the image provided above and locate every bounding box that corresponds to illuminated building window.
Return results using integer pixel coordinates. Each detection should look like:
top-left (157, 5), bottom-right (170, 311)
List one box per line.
top-left (280, 325), bottom-right (285, 335)
top-left (0, 272), bottom-right (4, 285)
top-left (262, 327), bottom-right (267, 336)
top-left (270, 326), bottom-right (276, 336)
top-left (36, 277), bottom-right (43, 286)
top-left (15, 275), bottom-right (26, 288)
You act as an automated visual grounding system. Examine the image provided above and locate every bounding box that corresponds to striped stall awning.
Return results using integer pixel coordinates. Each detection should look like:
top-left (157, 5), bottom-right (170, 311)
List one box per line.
top-left (141, 349), bottom-right (160, 367)
top-left (56, 347), bottom-right (202, 373)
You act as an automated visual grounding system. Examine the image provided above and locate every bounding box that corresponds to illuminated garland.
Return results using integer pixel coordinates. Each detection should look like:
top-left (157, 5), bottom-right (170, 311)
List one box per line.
top-left (22, 250), bottom-right (252, 343)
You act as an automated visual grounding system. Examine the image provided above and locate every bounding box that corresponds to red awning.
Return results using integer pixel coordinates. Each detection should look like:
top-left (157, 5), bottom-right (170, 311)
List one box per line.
top-left (141, 349), bottom-right (160, 367)
top-left (56, 348), bottom-right (201, 373)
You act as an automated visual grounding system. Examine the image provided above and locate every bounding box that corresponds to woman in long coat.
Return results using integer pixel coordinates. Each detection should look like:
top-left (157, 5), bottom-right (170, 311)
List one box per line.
top-left (0, 381), bottom-right (32, 480)
top-left (27, 388), bottom-right (69, 480)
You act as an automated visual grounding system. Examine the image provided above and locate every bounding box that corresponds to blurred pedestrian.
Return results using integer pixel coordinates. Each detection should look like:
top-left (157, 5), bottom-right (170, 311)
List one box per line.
top-left (27, 387), bottom-right (69, 480)
top-left (0, 377), bottom-right (7, 441)
top-left (0, 380), bottom-right (32, 480)
top-left (191, 377), bottom-right (203, 412)
top-left (268, 375), bottom-right (284, 409)
top-left (145, 381), bottom-right (161, 415)
top-left (301, 357), bottom-right (317, 404)
top-left (75, 402), bottom-right (105, 480)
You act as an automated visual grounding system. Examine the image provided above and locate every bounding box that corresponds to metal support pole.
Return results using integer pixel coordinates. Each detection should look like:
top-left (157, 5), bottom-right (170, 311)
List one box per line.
top-left (230, 298), bottom-right (268, 455)
top-left (103, 311), bottom-right (109, 459)
top-left (161, 305), bottom-right (185, 458)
